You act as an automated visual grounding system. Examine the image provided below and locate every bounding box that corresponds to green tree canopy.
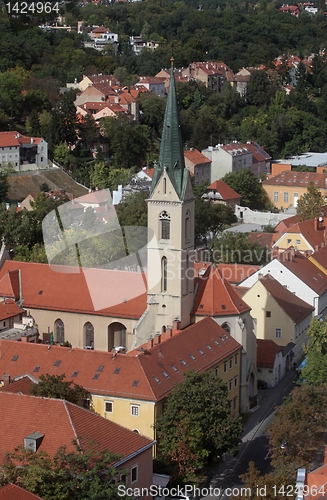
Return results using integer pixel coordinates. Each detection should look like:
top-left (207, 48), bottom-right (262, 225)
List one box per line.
top-left (0, 171), bottom-right (9, 203)
top-left (30, 374), bottom-right (91, 408)
top-left (222, 169), bottom-right (267, 209)
top-left (210, 231), bottom-right (269, 265)
top-left (116, 190), bottom-right (148, 227)
top-left (0, 442), bottom-right (122, 500)
top-left (296, 181), bottom-right (326, 221)
top-left (300, 318), bottom-right (327, 384)
top-left (155, 370), bottom-right (242, 480)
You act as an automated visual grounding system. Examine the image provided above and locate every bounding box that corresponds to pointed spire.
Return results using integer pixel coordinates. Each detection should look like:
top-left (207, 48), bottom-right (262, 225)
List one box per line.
top-left (151, 57), bottom-right (186, 199)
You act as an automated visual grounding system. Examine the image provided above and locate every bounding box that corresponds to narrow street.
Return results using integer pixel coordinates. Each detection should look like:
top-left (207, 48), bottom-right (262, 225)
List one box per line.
top-left (198, 369), bottom-right (298, 500)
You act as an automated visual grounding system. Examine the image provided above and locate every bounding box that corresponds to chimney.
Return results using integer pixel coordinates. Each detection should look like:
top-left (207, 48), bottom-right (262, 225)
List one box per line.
top-left (290, 247), bottom-right (295, 256)
top-left (154, 333), bottom-right (161, 345)
top-left (21, 333), bottom-right (29, 343)
top-left (258, 272), bottom-right (263, 280)
top-left (166, 326), bottom-right (172, 339)
top-left (173, 319), bottom-right (180, 330)
top-left (284, 251), bottom-right (290, 261)
top-left (2, 374), bottom-right (10, 386)
top-left (147, 336), bottom-right (154, 349)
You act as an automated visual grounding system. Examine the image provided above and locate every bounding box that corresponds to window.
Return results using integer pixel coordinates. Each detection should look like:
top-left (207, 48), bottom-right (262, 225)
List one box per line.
top-left (105, 401), bottom-right (113, 413)
top-left (159, 211), bottom-right (170, 240)
top-left (234, 376), bottom-right (238, 387)
top-left (287, 239), bottom-right (292, 244)
top-left (224, 362), bottom-right (227, 373)
top-left (131, 405), bottom-right (140, 416)
top-left (266, 311), bottom-right (271, 318)
top-left (274, 191), bottom-right (278, 202)
top-left (161, 257), bottom-right (167, 292)
top-left (229, 358), bottom-right (233, 369)
top-left (275, 328), bottom-right (282, 338)
top-left (185, 210), bottom-right (191, 242)
top-left (131, 465), bottom-right (138, 483)
top-left (234, 354), bottom-right (238, 366)
top-left (233, 396), bottom-right (237, 410)
top-left (284, 192), bottom-right (289, 203)
top-left (228, 380), bottom-right (232, 392)
top-left (215, 367), bottom-right (219, 376)
top-left (84, 322), bottom-right (94, 347)
top-left (296, 239), bottom-right (300, 245)
top-left (55, 319), bottom-right (65, 344)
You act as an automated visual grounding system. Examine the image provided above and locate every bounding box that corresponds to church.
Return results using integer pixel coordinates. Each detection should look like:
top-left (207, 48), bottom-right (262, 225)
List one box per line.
top-left (0, 61), bottom-right (257, 412)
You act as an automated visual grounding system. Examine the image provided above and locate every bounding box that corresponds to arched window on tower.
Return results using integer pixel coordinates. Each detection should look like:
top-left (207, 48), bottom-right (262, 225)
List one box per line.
top-left (185, 210), bottom-right (191, 243)
top-left (159, 211), bottom-right (170, 240)
top-left (161, 256), bottom-right (167, 292)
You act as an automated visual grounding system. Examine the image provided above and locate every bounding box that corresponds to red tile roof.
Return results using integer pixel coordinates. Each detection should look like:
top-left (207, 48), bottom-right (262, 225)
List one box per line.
top-left (0, 261), bottom-right (147, 319)
top-left (0, 375), bottom-right (35, 394)
top-left (0, 484), bottom-right (44, 500)
top-left (277, 218), bottom-right (327, 249)
top-left (0, 392), bottom-right (153, 463)
top-left (263, 171), bottom-right (327, 188)
top-left (0, 270), bottom-right (20, 300)
top-left (184, 149), bottom-right (211, 165)
top-left (193, 264), bottom-right (251, 316)
top-left (248, 232), bottom-right (275, 249)
top-left (217, 264), bottom-right (260, 284)
top-left (257, 339), bottom-right (283, 368)
top-left (0, 132), bottom-right (41, 148)
top-left (278, 249), bottom-right (327, 294)
top-left (205, 180), bottom-right (240, 201)
top-left (259, 274), bottom-right (314, 323)
top-left (0, 299), bottom-right (24, 321)
top-left (310, 243), bottom-right (327, 269)
top-left (0, 317), bottom-right (241, 402)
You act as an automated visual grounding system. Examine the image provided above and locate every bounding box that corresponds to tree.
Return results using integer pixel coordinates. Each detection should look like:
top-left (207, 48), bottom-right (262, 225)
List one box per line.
top-left (155, 370), bottom-right (242, 480)
top-left (30, 374), bottom-right (91, 408)
top-left (0, 442), bottom-right (122, 500)
top-left (54, 142), bottom-right (71, 165)
top-left (116, 190), bottom-right (148, 227)
top-left (210, 231), bottom-right (269, 265)
top-left (0, 171), bottom-right (9, 203)
top-left (300, 318), bottom-right (327, 384)
top-left (222, 169), bottom-right (267, 210)
top-left (296, 181), bottom-right (325, 221)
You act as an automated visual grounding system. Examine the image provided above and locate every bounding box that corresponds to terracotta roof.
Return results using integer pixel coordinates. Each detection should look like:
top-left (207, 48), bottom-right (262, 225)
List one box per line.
top-left (310, 243), bottom-right (327, 269)
top-left (0, 299), bottom-right (24, 321)
top-left (193, 264), bottom-right (251, 316)
top-left (0, 375), bottom-right (35, 394)
top-left (0, 261), bottom-right (147, 319)
top-left (0, 484), bottom-right (44, 500)
top-left (216, 264), bottom-right (260, 284)
top-left (87, 74), bottom-right (120, 86)
top-left (244, 142), bottom-right (271, 162)
top-left (0, 318), bottom-right (241, 402)
top-left (259, 274), bottom-right (314, 323)
top-left (278, 249), bottom-right (327, 294)
top-left (136, 77), bottom-right (165, 85)
top-left (257, 339), bottom-right (283, 368)
top-left (248, 232), bottom-right (275, 249)
top-left (0, 392), bottom-right (153, 463)
top-left (205, 180), bottom-right (240, 201)
top-left (0, 270), bottom-right (20, 300)
top-left (274, 218), bottom-right (327, 250)
top-left (184, 149), bottom-right (211, 165)
top-left (263, 171), bottom-right (327, 188)
top-left (0, 132), bottom-right (42, 148)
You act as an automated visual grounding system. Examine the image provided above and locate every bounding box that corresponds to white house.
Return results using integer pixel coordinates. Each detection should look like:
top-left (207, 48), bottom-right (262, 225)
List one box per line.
top-left (0, 132), bottom-right (48, 171)
top-left (240, 248), bottom-right (327, 318)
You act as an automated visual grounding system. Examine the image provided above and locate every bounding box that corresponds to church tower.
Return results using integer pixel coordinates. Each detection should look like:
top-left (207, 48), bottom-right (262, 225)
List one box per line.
top-left (147, 58), bottom-right (195, 332)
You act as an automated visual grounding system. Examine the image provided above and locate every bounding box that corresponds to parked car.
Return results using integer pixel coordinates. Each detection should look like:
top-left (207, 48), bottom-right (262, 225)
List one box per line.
top-left (257, 379), bottom-right (267, 389)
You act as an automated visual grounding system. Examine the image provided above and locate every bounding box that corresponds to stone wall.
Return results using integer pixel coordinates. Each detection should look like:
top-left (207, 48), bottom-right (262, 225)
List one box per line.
top-left (235, 205), bottom-right (293, 226)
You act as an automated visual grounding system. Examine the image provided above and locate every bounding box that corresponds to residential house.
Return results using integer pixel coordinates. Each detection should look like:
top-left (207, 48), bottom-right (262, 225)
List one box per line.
top-left (240, 248), bottom-right (327, 318)
top-left (184, 148), bottom-right (211, 184)
top-left (74, 85), bottom-right (116, 106)
top-left (181, 62), bottom-right (226, 93)
top-left (309, 243), bottom-right (327, 275)
top-left (0, 317), bottom-right (242, 442)
top-left (234, 67), bottom-right (256, 96)
top-left (256, 339), bottom-right (285, 388)
top-left (242, 274), bottom-right (314, 364)
top-left (0, 392), bottom-right (154, 490)
top-left (79, 74), bottom-right (120, 92)
top-left (201, 180), bottom-right (241, 211)
top-left (272, 216), bottom-right (327, 253)
top-left (155, 68), bottom-right (188, 92)
top-left (0, 299), bottom-right (38, 342)
top-left (262, 171), bottom-right (327, 209)
top-left (89, 26), bottom-right (118, 51)
top-left (302, 446), bottom-right (327, 500)
top-left (201, 142), bottom-right (270, 181)
top-left (191, 263), bottom-right (257, 412)
top-left (76, 101), bottom-right (128, 121)
top-left (0, 131), bottom-right (48, 171)
top-left (279, 4), bottom-right (300, 16)
top-left (135, 77), bottom-right (166, 97)
top-left (130, 37), bottom-right (159, 55)
top-left (0, 484), bottom-right (44, 500)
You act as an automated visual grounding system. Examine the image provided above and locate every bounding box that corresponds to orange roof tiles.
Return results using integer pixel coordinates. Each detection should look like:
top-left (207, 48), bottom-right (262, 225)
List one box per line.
top-left (0, 484), bottom-right (44, 500)
top-left (0, 392), bottom-right (153, 463)
top-left (278, 249), bottom-right (327, 294)
top-left (257, 339), bottom-right (283, 368)
top-left (0, 375), bottom-right (35, 394)
top-left (0, 261), bottom-right (147, 319)
top-left (217, 264), bottom-right (260, 284)
top-left (193, 264), bottom-right (251, 316)
top-left (0, 131), bottom-right (41, 148)
top-left (310, 244), bottom-right (327, 269)
top-left (206, 180), bottom-right (240, 200)
top-left (0, 317), bottom-right (241, 402)
top-left (259, 274), bottom-right (314, 323)
top-left (184, 149), bottom-right (211, 165)
top-left (0, 299), bottom-right (24, 321)
top-left (0, 270), bottom-right (20, 300)
top-left (263, 171), bottom-right (327, 188)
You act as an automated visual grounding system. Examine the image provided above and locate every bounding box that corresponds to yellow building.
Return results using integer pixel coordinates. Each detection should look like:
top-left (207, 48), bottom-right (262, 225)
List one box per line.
top-left (272, 217), bottom-right (327, 253)
top-left (0, 317), bottom-right (242, 443)
top-left (309, 244), bottom-right (327, 275)
top-left (242, 274), bottom-right (314, 364)
top-left (263, 171), bottom-right (327, 209)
